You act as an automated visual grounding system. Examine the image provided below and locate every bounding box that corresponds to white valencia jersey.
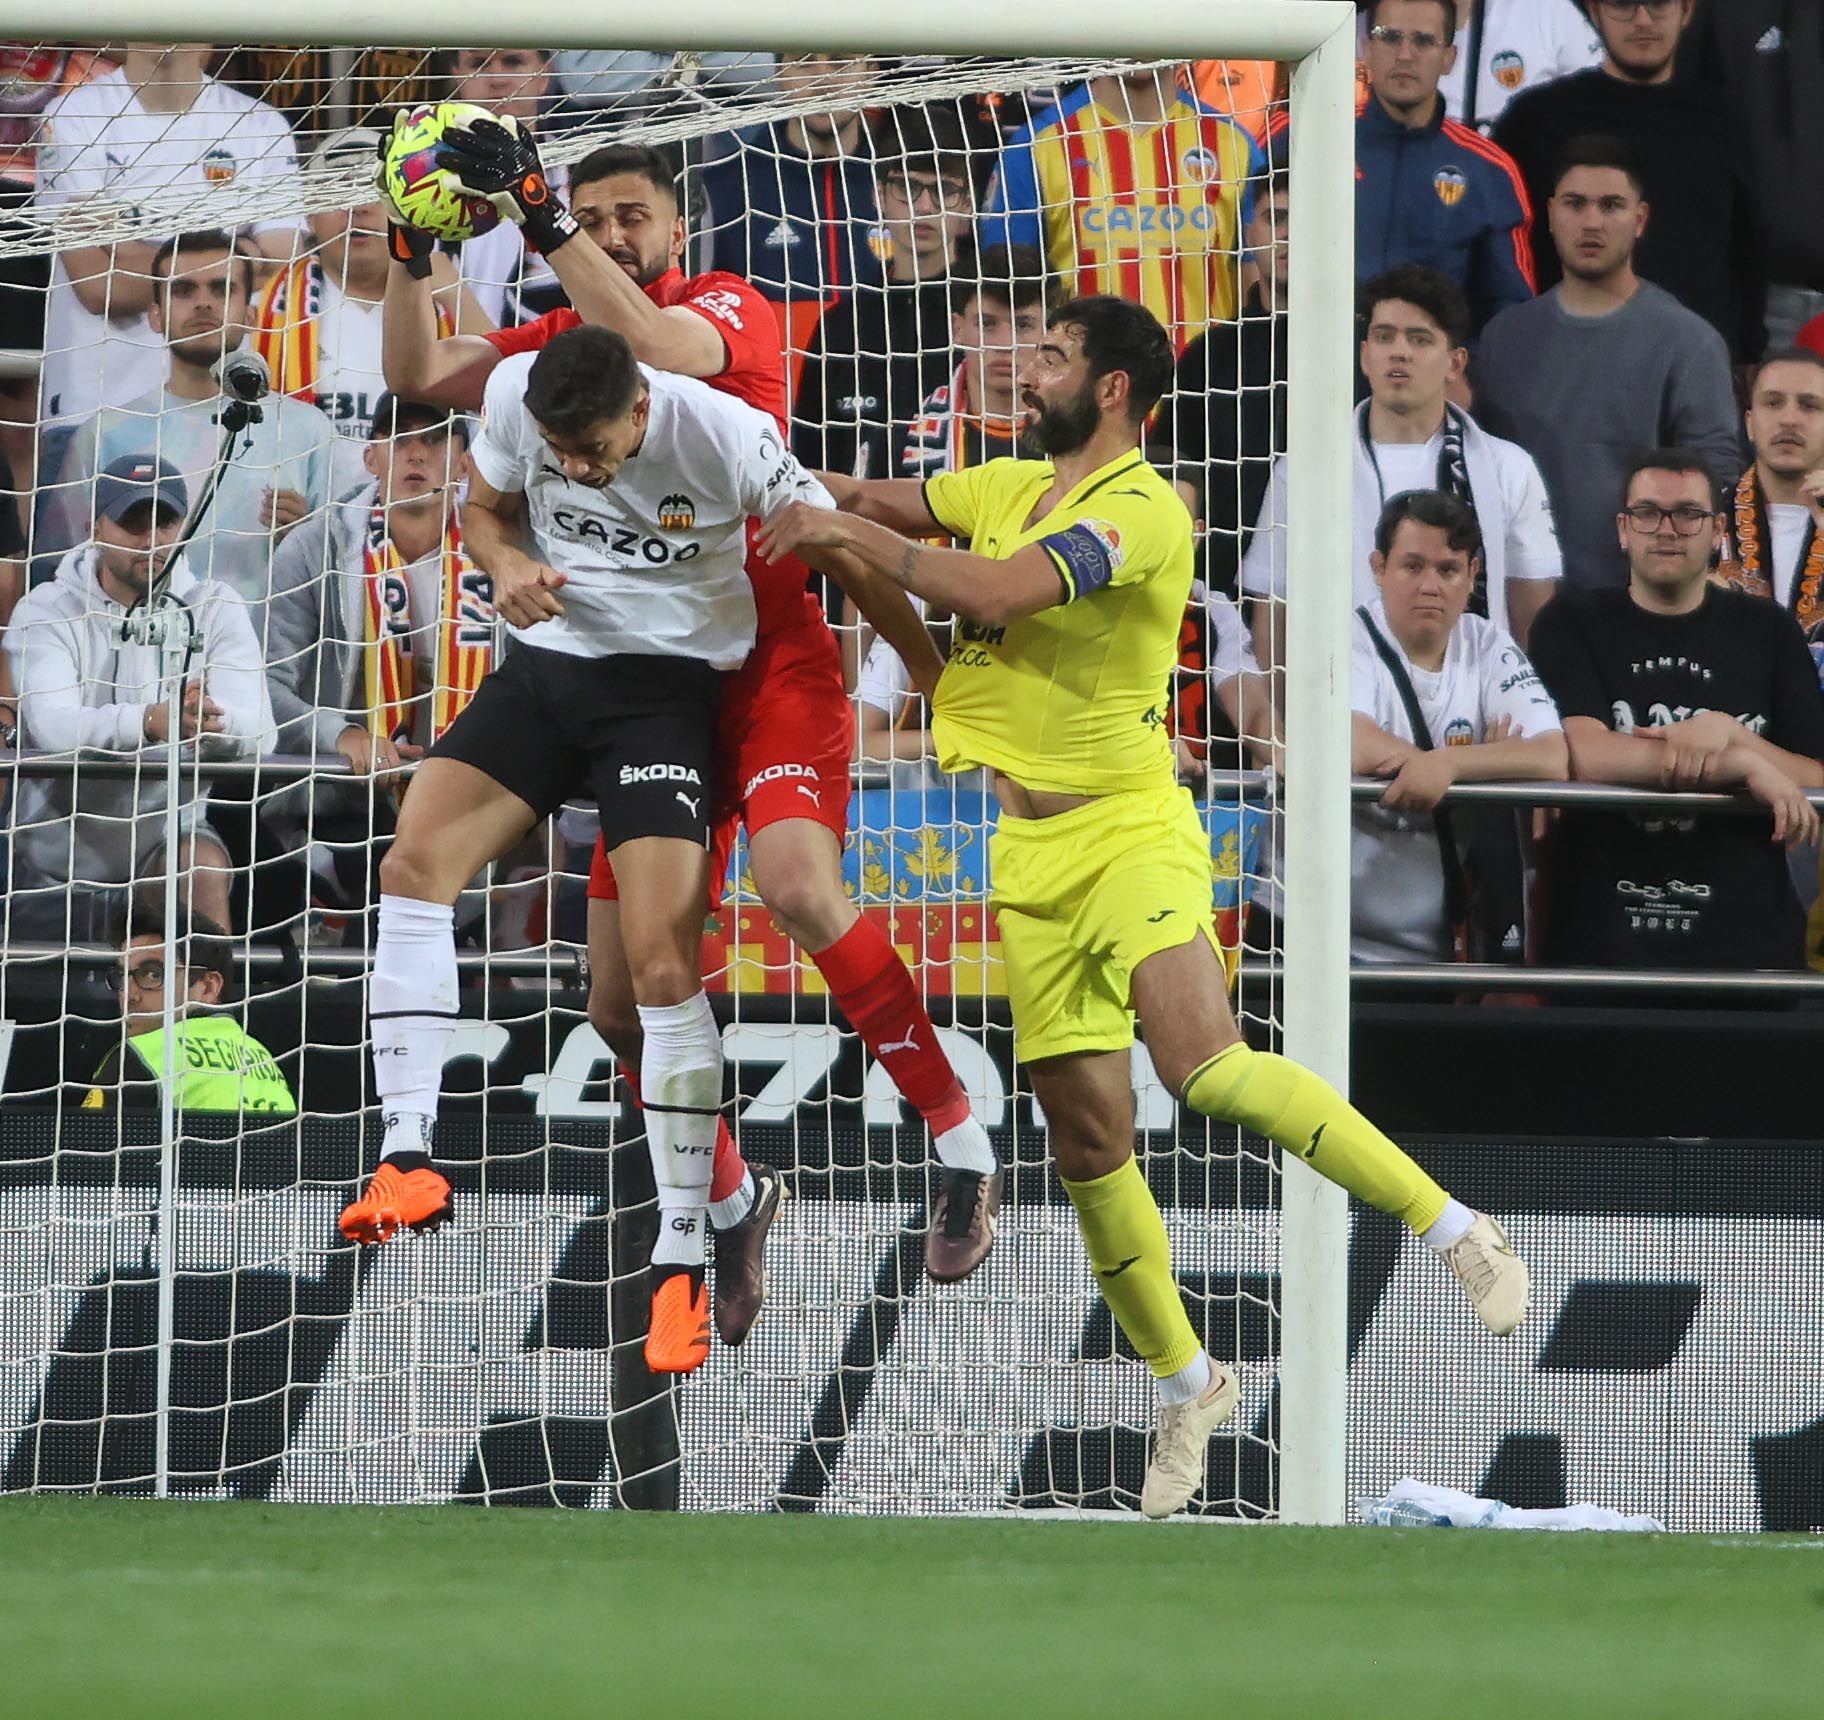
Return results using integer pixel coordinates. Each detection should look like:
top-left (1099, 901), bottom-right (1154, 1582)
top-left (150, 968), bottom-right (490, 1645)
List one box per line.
top-left (1349, 600), bottom-right (1562, 961)
top-left (1436, 0), bottom-right (1603, 130)
top-left (35, 68), bottom-right (300, 425)
top-left (471, 354), bottom-right (833, 667)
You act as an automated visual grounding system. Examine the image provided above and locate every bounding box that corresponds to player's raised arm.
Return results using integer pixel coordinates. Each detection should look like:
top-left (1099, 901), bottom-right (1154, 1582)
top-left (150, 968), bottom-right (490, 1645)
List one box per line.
top-left (382, 253), bottom-right (505, 408)
top-left (437, 122), bottom-right (725, 378)
top-left (377, 117), bottom-right (507, 408)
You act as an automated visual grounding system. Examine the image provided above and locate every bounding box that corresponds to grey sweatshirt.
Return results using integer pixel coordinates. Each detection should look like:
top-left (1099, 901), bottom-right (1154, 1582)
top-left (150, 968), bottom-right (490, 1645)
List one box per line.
top-left (258, 487), bottom-right (377, 759)
top-left (1473, 282), bottom-right (1742, 590)
top-left (4, 547), bottom-right (275, 892)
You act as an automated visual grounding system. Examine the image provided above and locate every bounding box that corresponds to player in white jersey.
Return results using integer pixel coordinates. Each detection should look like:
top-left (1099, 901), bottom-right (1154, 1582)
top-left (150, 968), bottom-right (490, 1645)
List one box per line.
top-left (339, 324), bottom-right (835, 1375)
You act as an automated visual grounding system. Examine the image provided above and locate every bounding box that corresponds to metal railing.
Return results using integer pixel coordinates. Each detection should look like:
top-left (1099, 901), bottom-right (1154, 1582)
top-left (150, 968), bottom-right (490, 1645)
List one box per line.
top-left (3, 753), bottom-right (1819, 998)
top-left (1242, 962), bottom-right (1824, 997)
top-left (6, 750), bottom-right (1823, 816)
top-left (1, 749), bottom-right (373, 784)
top-left (0, 940), bottom-right (588, 982)
top-left (7, 945), bottom-right (1817, 998)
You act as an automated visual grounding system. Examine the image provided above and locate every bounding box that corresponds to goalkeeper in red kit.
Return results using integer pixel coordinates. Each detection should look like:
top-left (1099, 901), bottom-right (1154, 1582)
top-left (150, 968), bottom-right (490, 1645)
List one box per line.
top-left (349, 116), bottom-right (1003, 1363)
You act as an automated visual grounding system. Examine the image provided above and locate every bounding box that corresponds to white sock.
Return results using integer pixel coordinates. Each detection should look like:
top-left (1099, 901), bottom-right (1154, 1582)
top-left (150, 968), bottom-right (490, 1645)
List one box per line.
top-left (638, 991), bottom-right (722, 1270)
top-left (934, 1115), bottom-right (998, 1176)
top-left (1421, 1198), bottom-right (1476, 1252)
top-left (1156, 1350), bottom-right (1214, 1406)
top-left (709, 1169), bottom-right (756, 1232)
top-left (371, 894), bottom-right (457, 1162)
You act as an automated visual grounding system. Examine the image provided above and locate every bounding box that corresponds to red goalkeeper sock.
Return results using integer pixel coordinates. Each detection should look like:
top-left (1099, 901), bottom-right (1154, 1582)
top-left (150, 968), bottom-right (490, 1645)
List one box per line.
top-left (622, 1064), bottom-right (747, 1203)
top-left (808, 918), bottom-right (972, 1135)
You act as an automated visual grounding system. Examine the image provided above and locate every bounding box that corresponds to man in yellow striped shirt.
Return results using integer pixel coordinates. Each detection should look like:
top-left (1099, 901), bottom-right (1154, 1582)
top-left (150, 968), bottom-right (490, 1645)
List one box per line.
top-left (980, 68), bottom-right (1261, 351)
top-left (760, 294), bottom-right (1530, 1519)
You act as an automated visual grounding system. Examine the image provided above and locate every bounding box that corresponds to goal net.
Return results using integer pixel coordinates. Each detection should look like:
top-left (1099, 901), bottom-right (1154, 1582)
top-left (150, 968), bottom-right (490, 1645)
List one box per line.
top-left (0, 16), bottom-right (1358, 1517)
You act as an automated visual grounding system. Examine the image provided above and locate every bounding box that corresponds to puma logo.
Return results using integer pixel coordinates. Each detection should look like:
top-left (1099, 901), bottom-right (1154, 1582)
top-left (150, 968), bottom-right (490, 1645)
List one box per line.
top-left (675, 791), bottom-right (701, 817)
top-left (877, 1026), bottom-right (921, 1056)
top-left (795, 782), bottom-right (821, 806)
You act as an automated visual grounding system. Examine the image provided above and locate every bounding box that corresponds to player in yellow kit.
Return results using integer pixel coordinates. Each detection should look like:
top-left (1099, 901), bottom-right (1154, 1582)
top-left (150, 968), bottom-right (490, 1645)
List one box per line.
top-left (758, 294), bottom-right (1530, 1519)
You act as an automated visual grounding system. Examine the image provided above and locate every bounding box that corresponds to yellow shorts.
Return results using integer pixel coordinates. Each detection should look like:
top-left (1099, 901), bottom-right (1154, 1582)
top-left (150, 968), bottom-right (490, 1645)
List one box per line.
top-left (990, 783), bottom-right (1221, 1064)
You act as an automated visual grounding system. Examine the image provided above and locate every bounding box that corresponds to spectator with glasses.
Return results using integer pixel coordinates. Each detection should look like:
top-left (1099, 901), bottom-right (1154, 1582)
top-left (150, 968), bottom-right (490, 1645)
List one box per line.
top-left (1493, 0), bottom-right (1764, 361)
top-left (1475, 135), bottom-right (1740, 589)
top-left (1346, 0), bottom-right (1535, 335)
top-left (1528, 448), bottom-right (1824, 980)
top-left (792, 108), bottom-right (976, 479)
top-left (80, 900), bottom-right (295, 1113)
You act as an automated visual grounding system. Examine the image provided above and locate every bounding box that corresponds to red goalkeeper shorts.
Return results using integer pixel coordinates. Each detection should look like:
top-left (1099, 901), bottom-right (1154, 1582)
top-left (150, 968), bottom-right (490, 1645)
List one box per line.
top-left (587, 614), bottom-right (852, 908)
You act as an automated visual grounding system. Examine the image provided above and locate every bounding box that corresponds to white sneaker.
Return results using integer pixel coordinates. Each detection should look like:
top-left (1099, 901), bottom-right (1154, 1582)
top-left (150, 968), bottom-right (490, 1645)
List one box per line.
top-left (1140, 1362), bottom-right (1240, 1520)
top-left (1442, 1213), bottom-right (1530, 1336)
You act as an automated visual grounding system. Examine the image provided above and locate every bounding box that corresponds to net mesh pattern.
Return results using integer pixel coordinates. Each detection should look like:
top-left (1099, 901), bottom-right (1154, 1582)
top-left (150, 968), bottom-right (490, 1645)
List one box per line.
top-left (0, 43), bottom-right (1291, 1512)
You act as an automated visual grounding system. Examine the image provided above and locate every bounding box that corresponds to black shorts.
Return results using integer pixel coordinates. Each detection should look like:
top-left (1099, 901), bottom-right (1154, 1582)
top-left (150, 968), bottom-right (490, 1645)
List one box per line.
top-left (431, 644), bottom-right (725, 850)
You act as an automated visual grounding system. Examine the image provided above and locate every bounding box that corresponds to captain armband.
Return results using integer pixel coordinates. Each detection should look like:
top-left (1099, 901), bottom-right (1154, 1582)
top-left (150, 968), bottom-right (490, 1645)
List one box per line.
top-left (1040, 519), bottom-right (1128, 601)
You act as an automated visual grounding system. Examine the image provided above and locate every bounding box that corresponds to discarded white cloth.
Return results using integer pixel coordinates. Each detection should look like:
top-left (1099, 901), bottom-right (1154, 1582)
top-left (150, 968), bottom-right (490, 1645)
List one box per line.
top-left (1362, 1477), bottom-right (1664, 1533)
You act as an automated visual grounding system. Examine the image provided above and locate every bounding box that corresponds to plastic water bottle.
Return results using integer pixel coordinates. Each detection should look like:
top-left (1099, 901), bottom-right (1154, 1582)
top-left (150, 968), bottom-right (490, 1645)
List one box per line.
top-left (1359, 1494), bottom-right (1454, 1528)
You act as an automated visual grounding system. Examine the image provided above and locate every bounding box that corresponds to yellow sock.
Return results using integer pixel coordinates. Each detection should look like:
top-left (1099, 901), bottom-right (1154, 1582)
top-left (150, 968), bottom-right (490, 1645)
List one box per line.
top-left (1184, 1043), bottom-right (1449, 1234)
top-left (1061, 1155), bottom-right (1204, 1379)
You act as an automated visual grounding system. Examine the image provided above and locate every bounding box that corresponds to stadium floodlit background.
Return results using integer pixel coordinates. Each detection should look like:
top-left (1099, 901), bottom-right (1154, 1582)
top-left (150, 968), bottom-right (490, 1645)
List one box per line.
top-left (0, 8), bottom-right (1819, 1567)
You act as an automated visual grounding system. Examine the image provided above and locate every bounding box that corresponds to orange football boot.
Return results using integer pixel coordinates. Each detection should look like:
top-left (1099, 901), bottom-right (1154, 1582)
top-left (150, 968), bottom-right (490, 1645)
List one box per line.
top-left (645, 1269), bottom-right (711, 1374)
top-left (338, 1162), bottom-right (454, 1245)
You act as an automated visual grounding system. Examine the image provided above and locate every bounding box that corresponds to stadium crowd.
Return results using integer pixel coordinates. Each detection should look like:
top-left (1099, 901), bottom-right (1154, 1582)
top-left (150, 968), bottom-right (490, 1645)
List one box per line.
top-left (4, 0), bottom-right (1824, 1029)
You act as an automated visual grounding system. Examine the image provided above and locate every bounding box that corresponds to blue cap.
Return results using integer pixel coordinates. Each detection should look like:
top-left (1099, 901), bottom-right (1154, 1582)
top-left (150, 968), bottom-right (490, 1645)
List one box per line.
top-left (94, 455), bottom-right (188, 526)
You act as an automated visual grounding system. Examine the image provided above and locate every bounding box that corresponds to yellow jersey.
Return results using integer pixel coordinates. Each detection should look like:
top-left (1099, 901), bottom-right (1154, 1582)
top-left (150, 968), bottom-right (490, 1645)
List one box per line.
top-left (923, 451), bottom-right (1193, 796)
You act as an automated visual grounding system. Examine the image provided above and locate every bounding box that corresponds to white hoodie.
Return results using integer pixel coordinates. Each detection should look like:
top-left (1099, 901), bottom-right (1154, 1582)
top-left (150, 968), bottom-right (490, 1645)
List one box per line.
top-left (4, 545), bottom-right (275, 893)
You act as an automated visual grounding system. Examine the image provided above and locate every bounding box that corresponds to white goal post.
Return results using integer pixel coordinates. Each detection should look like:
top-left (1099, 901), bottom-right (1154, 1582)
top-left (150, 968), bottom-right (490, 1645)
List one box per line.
top-left (0, 0), bottom-right (1357, 1522)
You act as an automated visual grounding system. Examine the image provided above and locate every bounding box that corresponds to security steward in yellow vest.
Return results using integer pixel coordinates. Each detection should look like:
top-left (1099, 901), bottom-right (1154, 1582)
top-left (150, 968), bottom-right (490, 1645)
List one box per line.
top-left (82, 908), bottom-right (295, 1114)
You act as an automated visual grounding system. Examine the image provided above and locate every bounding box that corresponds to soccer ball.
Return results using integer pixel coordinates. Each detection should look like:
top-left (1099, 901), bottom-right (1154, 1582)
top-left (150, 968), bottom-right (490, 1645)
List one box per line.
top-left (381, 102), bottom-right (504, 242)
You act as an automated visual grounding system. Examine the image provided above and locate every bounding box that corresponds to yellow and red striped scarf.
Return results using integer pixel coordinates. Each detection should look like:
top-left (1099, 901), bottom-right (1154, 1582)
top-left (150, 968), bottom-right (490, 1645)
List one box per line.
top-left (361, 510), bottom-right (494, 746)
top-left (253, 257), bottom-right (451, 402)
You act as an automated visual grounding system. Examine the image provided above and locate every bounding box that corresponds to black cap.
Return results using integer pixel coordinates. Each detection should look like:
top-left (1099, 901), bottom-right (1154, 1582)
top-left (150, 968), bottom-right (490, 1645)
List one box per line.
top-left (367, 392), bottom-right (471, 446)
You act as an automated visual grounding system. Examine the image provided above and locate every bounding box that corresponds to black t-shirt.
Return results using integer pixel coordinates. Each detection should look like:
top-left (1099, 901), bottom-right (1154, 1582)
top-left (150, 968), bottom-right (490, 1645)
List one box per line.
top-left (1164, 282), bottom-right (1286, 593)
top-left (0, 447), bottom-right (22, 560)
top-left (790, 276), bottom-right (956, 479)
top-left (1528, 585), bottom-right (1824, 970)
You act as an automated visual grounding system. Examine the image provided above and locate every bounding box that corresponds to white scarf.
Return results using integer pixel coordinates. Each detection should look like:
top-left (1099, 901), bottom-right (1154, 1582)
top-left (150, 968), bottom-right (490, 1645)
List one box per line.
top-left (1352, 400), bottom-right (1515, 635)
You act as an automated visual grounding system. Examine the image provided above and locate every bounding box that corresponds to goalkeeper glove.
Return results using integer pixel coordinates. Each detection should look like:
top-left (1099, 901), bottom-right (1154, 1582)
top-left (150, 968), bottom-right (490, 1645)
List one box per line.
top-left (435, 115), bottom-right (579, 256)
top-left (374, 117), bottom-right (434, 280)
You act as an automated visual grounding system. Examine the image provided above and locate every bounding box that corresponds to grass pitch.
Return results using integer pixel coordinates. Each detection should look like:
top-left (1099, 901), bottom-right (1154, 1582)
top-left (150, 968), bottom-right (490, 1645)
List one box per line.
top-left (0, 1497), bottom-right (1817, 1719)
